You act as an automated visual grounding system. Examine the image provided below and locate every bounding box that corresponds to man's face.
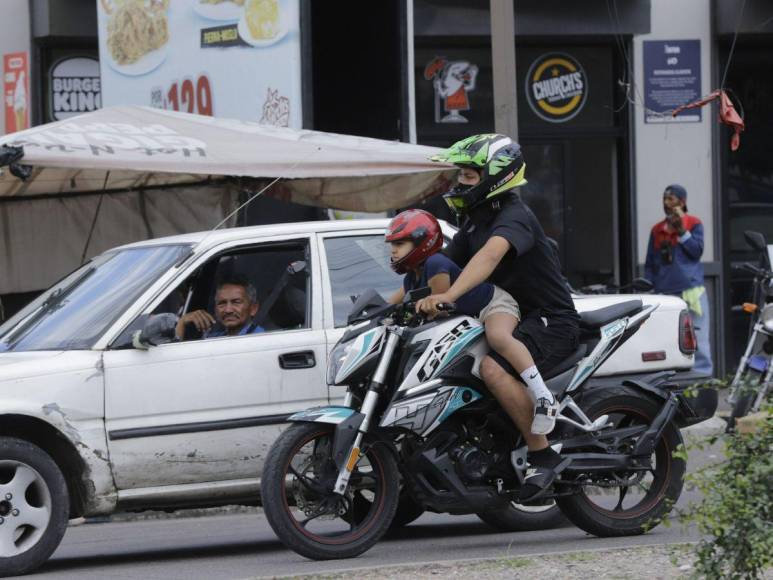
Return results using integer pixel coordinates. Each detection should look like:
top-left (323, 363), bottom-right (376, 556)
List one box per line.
top-left (663, 191), bottom-right (684, 216)
top-left (458, 167), bottom-right (482, 186)
top-left (214, 284), bottom-right (258, 333)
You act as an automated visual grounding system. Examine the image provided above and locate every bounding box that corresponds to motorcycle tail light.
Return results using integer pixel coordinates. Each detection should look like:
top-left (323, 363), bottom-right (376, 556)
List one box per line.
top-left (679, 310), bottom-right (697, 354)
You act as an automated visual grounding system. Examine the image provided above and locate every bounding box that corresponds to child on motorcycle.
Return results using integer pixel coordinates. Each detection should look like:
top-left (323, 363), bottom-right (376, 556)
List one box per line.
top-left (386, 211), bottom-right (553, 430)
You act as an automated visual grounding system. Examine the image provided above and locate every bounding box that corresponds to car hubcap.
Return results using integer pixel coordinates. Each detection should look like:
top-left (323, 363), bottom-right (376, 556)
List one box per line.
top-left (0, 461), bottom-right (52, 557)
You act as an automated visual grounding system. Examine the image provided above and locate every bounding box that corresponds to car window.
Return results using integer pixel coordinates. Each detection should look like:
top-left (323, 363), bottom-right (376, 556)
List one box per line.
top-left (324, 235), bottom-right (402, 327)
top-left (113, 240), bottom-right (312, 346)
top-left (0, 244), bottom-right (191, 352)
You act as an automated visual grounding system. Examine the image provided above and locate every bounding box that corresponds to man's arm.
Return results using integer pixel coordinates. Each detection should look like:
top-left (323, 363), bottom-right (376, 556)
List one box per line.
top-left (446, 236), bottom-right (509, 300)
top-left (679, 222), bottom-right (704, 261)
top-left (175, 310), bottom-right (216, 340)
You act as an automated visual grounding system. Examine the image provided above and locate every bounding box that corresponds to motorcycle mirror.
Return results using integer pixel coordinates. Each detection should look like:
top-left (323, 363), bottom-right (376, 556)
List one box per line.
top-left (406, 287), bottom-right (431, 301)
top-left (132, 313), bottom-right (178, 350)
top-left (744, 230), bottom-right (767, 252)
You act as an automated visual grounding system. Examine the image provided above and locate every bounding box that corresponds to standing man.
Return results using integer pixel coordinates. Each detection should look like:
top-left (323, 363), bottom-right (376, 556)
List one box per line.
top-left (645, 184), bottom-right (712, 376)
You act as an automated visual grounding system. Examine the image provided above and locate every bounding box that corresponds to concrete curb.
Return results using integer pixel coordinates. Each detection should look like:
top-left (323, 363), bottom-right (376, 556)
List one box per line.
top-left (75, 415), bottom-right (728, 526)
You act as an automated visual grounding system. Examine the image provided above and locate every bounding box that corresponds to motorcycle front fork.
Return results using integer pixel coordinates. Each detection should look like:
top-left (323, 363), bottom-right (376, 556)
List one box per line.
top-left (728, 323), bottom-right (771, 405)
top-left (332, 329), bottom-right (400, 495)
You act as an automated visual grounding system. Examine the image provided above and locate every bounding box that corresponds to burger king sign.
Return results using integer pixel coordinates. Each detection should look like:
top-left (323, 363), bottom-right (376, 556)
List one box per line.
top-left (525, 53), bottom-right (588, 123)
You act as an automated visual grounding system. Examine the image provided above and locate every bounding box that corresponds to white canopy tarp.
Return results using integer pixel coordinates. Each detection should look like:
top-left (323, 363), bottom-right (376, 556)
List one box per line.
top-left (0, 106), bottom-right (453, 209)
top-left (0, 107), bottom-right (455, 294)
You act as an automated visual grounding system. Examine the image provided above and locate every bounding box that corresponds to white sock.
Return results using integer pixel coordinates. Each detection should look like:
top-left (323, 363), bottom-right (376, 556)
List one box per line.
top-left (519, 365), bottom-right (554, 404)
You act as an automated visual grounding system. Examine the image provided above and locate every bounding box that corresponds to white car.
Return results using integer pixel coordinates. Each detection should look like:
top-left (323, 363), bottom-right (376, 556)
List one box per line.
top-left (0, 219), bottom-right (696, 576)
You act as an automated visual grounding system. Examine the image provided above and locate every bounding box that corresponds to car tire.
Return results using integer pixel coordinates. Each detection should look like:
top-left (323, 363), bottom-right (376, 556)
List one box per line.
top-left (0, 437), bottom-right (69, 578)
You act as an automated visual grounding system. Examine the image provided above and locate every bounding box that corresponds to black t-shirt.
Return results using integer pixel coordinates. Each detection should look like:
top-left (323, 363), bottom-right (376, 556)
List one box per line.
top-left (445, 194), bottom-right (578, 319)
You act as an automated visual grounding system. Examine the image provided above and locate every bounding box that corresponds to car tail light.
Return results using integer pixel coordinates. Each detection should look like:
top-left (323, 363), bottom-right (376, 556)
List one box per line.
top-left (679, 310), bottom-right (697, 354)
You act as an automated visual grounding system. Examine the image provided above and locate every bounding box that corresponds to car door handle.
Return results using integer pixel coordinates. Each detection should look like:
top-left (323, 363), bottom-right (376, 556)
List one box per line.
top-left (279, 351), bottom-right (316, 369)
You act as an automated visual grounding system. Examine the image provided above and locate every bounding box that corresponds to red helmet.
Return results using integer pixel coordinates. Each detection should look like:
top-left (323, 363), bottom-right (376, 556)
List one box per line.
top-left (385, 209), bottom-right (443, 274)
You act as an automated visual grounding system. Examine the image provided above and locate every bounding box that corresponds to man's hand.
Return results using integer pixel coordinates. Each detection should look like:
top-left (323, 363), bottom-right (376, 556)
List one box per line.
top-left (415, 293), bottom-right (453, 318)
top-left (667, 207), bottom-right (685, 234)
top-left (175, 309), bottom-right (216, 339)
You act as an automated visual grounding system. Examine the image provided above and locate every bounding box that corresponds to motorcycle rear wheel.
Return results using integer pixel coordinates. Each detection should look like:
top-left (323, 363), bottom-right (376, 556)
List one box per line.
top-left (556, 386), bottom-right (685, 537)
top-left (261, 422), bottom-right (399, 560)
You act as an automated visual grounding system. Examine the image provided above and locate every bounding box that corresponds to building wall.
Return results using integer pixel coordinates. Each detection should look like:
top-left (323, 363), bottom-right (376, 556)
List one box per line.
top-left (634, 0), bottom-right (714, 262)
top-left (0, 0), bottom-right (31, 136)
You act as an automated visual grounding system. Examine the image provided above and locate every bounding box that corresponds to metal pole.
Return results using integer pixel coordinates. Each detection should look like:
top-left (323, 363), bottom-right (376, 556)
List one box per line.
top-left (490, 0), bottom-right (518, 140)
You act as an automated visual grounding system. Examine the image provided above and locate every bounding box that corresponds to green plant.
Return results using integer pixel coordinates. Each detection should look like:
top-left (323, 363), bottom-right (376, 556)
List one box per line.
top-left (674, 402), bottom-right (772, 579)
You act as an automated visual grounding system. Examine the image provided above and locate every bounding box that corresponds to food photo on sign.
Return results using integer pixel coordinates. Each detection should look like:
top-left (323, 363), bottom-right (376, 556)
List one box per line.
top-left (97, 0), bottom-right (301, 127)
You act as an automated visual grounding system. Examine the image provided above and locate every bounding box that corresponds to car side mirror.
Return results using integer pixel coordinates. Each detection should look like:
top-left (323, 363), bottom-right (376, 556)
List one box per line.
top-left (287, 260), bottom-right (307, 275)
top-left (132, 313), bottom-right (178, 350)
top-left (744, 230), bottom-right (767, 252)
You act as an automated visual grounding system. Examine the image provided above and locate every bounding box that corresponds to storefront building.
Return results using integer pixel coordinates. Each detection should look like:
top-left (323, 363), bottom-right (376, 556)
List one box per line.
top-left (2, 0), bottom-right (771, 375)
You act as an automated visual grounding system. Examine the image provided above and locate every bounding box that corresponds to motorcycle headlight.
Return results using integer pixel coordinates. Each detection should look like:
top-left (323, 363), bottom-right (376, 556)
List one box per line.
top-left (327, 340), bottom-right (354, 385)
top-left (762, 304), bottom-right (773, 332)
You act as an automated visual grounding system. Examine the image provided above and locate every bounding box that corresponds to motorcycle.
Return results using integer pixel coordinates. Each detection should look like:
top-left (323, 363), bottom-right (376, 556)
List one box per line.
top-left (727, 230), bottom-right (773, 429)
top-left (261, 287), bottom-right (703, 560)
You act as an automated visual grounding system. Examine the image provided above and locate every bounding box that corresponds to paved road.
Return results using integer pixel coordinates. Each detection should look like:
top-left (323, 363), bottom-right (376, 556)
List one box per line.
top-left (19, 423), bottom-right (723, 580)
top-left (29, 510), bottom-right (700, 580)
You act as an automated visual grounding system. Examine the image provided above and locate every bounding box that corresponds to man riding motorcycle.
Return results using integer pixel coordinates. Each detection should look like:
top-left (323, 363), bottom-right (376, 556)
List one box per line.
top-left (417, 133), bottom-right (580, 501)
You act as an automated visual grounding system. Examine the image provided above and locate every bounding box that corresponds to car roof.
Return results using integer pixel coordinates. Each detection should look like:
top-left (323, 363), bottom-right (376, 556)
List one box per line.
top-left (112, 219), bottom-right (457, 252)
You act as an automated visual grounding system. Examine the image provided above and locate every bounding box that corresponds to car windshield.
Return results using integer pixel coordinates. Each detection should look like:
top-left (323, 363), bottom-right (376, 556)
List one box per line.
top-left (0, 244), bottom-right (191, 352)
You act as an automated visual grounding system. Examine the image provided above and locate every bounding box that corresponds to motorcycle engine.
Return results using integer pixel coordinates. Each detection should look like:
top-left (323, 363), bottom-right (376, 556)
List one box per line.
top-left (451, 443), bottom-right (490, 483)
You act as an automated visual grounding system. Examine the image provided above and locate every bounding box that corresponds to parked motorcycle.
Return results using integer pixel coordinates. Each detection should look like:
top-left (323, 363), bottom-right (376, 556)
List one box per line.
top-left (261, 287), bottom-right (712, 560)
top-left (727, 230), bottom-right (773, 430)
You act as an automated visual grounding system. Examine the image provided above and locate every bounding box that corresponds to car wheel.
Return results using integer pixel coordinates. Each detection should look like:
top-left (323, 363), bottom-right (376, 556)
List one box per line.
top-left (0, 437), bottom-right (69, 578)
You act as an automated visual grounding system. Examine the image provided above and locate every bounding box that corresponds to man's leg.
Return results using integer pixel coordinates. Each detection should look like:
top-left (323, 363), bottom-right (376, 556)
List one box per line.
top-left (691, 291), bottom-right (713, 376)
top-left (479, 355), bottom-right (548, 450)
top-left (480, 355), bottom-right (568, 501)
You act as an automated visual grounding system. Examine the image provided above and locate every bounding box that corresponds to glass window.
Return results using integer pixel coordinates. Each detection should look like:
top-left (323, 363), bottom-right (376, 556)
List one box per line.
top-left (116, 241), bottom-right (311, 346)
top-left (324, 235), bottom-right (402, 327)
top-left (0, 245), bottom-right (191, 352)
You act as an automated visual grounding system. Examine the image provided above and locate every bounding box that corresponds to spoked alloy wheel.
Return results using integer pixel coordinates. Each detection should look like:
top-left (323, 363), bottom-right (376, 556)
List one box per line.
top-left (556, 387), bottom-right (685, 537)
top-left (261, 423), bottom-right (399, 560)
top-left (0, 437), bottom-right (69, 578)
top-left (0, 461), bottom-right (52, 558)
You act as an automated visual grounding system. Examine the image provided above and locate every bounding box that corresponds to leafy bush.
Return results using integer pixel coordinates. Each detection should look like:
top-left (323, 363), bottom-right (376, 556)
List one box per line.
top-left (674, 402), bottom-right (772, 579)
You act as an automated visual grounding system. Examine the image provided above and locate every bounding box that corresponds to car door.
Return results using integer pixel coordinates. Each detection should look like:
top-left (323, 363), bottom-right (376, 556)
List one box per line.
top-left (101, 234), bottom-right (328, 494)
top-left (318, 230), bottom-right (403, 404)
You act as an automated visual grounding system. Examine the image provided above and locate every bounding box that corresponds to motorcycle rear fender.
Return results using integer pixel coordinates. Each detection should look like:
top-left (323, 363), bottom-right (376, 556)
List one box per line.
top-left (581, 370), bottom-right (718, 428)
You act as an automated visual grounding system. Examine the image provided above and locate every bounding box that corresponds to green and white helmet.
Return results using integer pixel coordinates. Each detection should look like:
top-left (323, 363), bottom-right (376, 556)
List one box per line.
top-left (431, 134), bottom-right (526, 215)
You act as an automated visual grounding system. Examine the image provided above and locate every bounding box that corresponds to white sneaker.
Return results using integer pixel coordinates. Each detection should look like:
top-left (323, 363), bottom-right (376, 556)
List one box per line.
top-left (531, 395), bottom-right (559, 435)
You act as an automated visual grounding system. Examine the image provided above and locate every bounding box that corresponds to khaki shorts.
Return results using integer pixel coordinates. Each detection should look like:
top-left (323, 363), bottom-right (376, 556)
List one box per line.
top-left (479, 285), bottom-right (521, 322)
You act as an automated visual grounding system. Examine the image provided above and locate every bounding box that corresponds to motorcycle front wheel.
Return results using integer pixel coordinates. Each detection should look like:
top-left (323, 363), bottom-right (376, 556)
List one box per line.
top-left (556, 386), bottom-right (685, 537)
top-left (261, 422), bottom-right (399, 560)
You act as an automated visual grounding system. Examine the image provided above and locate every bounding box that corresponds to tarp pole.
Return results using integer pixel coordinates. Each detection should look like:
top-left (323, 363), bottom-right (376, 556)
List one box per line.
top-left (490, 0), bottom-right (518, 140)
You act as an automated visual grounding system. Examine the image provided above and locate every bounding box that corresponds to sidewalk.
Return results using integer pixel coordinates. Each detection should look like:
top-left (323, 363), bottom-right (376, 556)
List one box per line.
top-left (256, 544), bottom-right (773, 580)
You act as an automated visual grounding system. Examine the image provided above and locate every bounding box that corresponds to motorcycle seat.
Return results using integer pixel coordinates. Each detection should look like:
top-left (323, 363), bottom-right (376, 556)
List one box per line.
top-left (579, 299), bottom-right (643, 330)
top-left (543, 343), bottom-right (588, 380)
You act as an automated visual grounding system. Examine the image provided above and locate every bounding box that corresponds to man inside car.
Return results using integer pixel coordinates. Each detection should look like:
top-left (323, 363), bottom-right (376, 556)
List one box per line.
top-left (175, 274), bottom-right (265, 340)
